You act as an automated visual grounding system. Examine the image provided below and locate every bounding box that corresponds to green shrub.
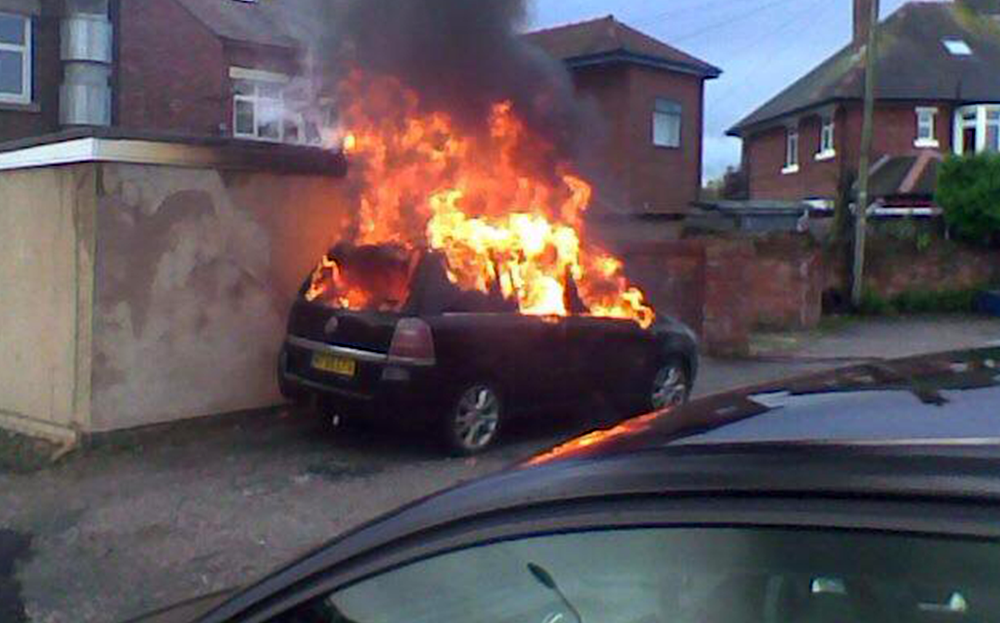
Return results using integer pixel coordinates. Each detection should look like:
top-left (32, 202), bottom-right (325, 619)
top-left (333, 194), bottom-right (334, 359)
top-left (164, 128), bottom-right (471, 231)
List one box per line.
top-left (935, 154), bottom-right (1000, 245)
top-left (858, 290), bottom-right (895, 316)
top-left (857, 287), bottom-right (983, 315)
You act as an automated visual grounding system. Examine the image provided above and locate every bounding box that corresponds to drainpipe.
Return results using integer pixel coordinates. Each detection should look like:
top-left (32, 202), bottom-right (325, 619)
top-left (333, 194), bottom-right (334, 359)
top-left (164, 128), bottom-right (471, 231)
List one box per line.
top-left (60, 0), bottom-right (113, 126)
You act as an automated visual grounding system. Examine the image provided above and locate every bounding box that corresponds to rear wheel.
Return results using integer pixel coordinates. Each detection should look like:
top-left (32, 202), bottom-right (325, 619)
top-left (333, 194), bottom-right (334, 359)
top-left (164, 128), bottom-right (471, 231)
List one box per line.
top-left (442, 384), bottom-right (503, 456)
top-left (649, 359), bottom-right (691, 411)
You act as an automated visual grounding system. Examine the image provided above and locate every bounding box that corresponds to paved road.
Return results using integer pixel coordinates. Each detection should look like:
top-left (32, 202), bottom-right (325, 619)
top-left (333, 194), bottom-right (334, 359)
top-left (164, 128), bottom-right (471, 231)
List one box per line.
top-left (0, 315), bottom-right (996, 622)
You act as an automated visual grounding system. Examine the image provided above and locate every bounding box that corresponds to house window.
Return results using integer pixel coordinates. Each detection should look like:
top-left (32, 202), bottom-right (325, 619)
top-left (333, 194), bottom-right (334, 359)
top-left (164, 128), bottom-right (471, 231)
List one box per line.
top-left (783, 127), bottom-right (799, 174)
top-left (231, 68), bottom-right (304, 144)
top-left (915, 108), bottom-right (938, 147)
top-left (652, 98), bottom-right (681, 148)
top-left (0, 12), bottom-right (31, 105)
top-left (954, 104), bottom-right (1000, 155)
top-left (942, 38), bottom-right (973, 56)
top-left (816, 118), bottom-right (835, 160)
top-left (987, 109), bottom-right (1000, 152)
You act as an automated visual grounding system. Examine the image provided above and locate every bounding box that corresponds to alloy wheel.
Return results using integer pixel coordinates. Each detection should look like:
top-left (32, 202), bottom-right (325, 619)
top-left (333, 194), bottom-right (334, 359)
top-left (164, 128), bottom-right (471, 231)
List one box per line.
top-left (452, 385), bottom-right (502, 453)
top-left (651, 364), bottom-right (690, 410)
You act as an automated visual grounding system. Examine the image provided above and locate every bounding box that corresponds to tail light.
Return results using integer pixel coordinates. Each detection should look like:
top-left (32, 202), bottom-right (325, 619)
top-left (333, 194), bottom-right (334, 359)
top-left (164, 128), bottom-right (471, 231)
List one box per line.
top-left (388, 318), bottom-right (436, 365)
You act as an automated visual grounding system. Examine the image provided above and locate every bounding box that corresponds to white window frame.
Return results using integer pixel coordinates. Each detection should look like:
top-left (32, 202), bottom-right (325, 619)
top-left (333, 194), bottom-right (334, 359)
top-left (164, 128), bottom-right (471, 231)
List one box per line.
top-left (0, 12), bottom-right (32, 105)
top-left (782, 127), bottom-right (800, 174)
top-left (652, 98), bottom-right (682, 148)
top-left (952, 104), bottom-right (1000, 155)
top-left (230, 67), bottom-right (304, 144)
top-left (915, 107), bottom-right (939, 148)
top-left (816, 118), bottom-right (836, 160)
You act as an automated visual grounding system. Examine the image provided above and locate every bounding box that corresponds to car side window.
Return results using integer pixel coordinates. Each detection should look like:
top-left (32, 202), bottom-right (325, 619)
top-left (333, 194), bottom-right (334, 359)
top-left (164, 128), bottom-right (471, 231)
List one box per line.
top-left (267, 527), bottom-right (1000, 623)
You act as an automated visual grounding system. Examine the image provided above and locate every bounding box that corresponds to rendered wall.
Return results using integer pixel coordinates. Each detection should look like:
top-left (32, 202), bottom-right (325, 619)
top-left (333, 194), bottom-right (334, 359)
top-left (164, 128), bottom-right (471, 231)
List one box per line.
top-left (90, 163), bottom-right (351, 431)
top-left (0, 164), bottom-right (96, 441)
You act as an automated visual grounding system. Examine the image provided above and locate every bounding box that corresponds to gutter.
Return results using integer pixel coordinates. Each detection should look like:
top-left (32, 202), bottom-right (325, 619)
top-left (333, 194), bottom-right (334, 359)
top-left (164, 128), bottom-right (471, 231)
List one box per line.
top-left (565, 49), bottom-right (722, 79)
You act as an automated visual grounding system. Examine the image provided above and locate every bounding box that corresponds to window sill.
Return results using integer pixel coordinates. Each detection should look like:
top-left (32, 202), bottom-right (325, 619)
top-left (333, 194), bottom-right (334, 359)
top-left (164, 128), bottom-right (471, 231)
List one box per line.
top-left (814, 150), bottom-right (837, 161)
top-left (914, 139), bottom-right (940, 149)
top-left (781, 164), bottom-right (800, 175)
top-left (0, 100), bottom-right (40, 114)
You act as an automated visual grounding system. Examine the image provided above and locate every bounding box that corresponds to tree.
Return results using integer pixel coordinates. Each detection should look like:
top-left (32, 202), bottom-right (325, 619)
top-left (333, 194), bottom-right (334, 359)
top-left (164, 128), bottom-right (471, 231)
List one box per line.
top-left (935, 154), bottom-right (1000, 246)
top-left (720, 166), bottom-right (749, 200)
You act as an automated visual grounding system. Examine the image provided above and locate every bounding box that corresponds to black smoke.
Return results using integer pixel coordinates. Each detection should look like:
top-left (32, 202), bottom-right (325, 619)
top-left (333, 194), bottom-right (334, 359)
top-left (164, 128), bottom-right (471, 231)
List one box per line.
top-left (327, 0), bottom-right (595, 163)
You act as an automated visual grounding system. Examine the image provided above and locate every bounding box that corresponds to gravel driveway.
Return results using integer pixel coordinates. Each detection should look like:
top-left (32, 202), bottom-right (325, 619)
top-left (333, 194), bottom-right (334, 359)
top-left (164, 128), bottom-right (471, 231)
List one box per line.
top-left (1, 315), bottom-right (997, 622)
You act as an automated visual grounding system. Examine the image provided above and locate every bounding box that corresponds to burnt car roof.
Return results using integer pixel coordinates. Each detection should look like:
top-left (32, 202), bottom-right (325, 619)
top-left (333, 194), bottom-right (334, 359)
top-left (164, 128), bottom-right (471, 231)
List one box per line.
top-left (197, 347), bottom-right (1000, 623)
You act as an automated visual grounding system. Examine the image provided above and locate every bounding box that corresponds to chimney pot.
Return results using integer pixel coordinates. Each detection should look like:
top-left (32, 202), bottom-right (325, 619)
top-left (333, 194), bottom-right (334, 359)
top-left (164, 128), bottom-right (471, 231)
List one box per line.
top-left (854, 0), bottom-right (874, 47)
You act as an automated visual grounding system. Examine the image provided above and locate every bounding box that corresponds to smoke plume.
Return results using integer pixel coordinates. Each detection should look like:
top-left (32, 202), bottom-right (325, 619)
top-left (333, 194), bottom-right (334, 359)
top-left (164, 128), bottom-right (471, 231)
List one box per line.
top-left (325, 0), bottom-right (592, 161)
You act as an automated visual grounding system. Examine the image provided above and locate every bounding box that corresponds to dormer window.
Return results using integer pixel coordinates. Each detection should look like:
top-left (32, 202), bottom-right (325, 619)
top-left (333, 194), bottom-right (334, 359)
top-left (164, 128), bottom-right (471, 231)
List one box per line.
top-left (942, 38), bottom-right (972, 56)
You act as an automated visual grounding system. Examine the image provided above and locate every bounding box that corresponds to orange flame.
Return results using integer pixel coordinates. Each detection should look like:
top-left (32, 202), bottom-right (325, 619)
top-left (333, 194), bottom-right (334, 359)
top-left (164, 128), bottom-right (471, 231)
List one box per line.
top-left (311, 73), bottom-right (655, 328)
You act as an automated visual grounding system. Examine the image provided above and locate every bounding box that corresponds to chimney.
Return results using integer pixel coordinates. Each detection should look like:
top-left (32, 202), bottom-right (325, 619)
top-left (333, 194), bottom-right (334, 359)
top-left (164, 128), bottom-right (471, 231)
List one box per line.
top-left (854, 0), bottom-right (874, 47)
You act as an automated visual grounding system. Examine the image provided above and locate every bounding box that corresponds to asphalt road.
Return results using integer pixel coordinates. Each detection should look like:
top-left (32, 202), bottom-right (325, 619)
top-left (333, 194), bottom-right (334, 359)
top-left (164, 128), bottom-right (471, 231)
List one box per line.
top-left (0, 315), bottom-right (997, 622)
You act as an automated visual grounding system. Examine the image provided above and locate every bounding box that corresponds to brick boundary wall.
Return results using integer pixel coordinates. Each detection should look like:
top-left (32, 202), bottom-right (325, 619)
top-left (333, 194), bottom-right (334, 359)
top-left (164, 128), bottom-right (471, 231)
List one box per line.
top-left (622, 239), bottom-right (755, 357)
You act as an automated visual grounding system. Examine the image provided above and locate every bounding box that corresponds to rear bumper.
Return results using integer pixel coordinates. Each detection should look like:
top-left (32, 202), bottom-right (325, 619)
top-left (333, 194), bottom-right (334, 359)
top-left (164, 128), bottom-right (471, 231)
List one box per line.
top-left (278, 337), bottom-right (447, 424)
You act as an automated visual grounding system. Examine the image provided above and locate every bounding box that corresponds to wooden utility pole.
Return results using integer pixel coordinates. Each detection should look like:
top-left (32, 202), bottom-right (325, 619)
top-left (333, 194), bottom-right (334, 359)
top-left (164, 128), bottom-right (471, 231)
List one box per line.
top-left (852, 0), bottom-right (881, 307)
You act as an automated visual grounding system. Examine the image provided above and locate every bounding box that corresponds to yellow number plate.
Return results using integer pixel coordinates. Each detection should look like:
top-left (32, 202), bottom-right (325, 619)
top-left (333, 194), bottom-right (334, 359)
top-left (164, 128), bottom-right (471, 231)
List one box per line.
top-left (311, 352), bottom-right (357, 377)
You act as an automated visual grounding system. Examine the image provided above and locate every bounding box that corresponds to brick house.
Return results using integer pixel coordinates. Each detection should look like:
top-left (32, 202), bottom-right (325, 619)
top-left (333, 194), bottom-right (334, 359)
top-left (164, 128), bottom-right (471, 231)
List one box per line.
top-left (728, 0), bottom-right (1000, 208)
top-left (526, 17), bottom-right (722, 214)
top-left (0, 0), bottom-right (328, 146)
top-left (1, 2), bottom-right (719, 215)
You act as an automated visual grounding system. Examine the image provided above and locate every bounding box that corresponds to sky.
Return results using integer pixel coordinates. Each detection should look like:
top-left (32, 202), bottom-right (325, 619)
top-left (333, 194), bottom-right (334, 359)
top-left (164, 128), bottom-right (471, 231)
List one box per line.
top-left (526, 0), bottom-right (932, 181)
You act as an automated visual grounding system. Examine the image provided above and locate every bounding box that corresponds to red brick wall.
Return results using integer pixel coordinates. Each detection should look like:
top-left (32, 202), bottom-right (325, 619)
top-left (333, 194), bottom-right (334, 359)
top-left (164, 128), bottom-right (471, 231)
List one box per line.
top-left (117, 0), bottom-right (228, 136)
top-left (572, 64), bottom-right (631, 211)
top-left (623, 239), bottom-right (754, 356)
top-left (823, 241), bottom-right (1000, 300)
top-left (745, 100), bottom-right (953, 201)
top-left (573, 64), bottom-right (706, 214)
top-left (747, 240), bottom-right (823, 329)
top-left (0, 8), bottom-right (61, 143)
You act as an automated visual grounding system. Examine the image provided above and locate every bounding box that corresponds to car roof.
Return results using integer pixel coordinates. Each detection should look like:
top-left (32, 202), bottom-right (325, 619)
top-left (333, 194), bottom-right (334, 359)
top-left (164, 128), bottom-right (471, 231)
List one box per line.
top-left (530, 346), bottom-right (1000, 464)
top-left (198, 347), bottom-right (1000, 622)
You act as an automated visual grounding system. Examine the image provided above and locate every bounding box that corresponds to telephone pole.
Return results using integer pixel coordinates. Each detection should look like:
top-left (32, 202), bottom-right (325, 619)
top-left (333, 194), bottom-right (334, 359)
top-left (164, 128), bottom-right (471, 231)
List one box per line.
top-left (852, 0), bottom-right (881, 307)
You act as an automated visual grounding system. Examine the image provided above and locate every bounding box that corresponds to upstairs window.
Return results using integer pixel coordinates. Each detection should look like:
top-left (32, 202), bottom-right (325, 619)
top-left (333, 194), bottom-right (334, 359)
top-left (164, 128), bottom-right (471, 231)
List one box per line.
top-left (987, 109), bottom-right (1000, 152)
top-left (915, 107), bottom-right (938, 147)
top-left (954, 104), bottom-right (1000, 155)
top-left (652, 98), bottom-right (681, 148)
top-left (0, 12), bottom-right (31, 105)
top-left (783, 127), bottom-right (799, 174)
top-left (817, 118), bottom-right (835, 159)
top-left (231, 68), bottom-right (304, 144)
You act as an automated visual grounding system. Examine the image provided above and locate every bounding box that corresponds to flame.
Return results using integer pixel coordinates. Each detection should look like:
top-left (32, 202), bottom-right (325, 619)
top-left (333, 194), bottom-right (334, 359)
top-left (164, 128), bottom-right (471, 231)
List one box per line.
top-left (310, 72), bottom-right (655, 327)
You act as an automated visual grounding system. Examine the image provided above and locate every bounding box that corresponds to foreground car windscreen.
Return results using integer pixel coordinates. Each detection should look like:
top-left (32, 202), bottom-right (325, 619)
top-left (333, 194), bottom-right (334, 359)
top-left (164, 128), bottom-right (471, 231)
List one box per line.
top-left (274, 527), bottom-right (1000, 622)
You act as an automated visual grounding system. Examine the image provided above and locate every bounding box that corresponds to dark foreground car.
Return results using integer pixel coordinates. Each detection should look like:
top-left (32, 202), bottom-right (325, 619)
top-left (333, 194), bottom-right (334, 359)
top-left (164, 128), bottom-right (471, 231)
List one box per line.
top-left (278, 244), bottom-right (699, 454)
top-left (138, 346), bottom-right (1000, 623)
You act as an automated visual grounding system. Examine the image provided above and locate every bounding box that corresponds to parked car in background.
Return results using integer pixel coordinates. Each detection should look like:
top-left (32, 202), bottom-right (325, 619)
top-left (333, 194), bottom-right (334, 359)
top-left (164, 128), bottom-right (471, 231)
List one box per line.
top-left (278, 244), bottom-right (699, 455)
top-left (136, 346), bottom-right (1000, 623)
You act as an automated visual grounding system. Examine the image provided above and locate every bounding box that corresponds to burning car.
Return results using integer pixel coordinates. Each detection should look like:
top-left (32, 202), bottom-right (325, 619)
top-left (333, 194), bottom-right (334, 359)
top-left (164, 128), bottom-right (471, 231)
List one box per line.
top-left (278, 243), bottom-right (698, 455)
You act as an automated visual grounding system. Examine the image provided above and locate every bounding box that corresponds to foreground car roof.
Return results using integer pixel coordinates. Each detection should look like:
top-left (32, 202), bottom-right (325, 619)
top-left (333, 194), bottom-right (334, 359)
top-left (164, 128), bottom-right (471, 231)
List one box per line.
top-left (530, 346), bottom-right (1000, 463)
top-left (194, 347), bottom-right (1000, 623)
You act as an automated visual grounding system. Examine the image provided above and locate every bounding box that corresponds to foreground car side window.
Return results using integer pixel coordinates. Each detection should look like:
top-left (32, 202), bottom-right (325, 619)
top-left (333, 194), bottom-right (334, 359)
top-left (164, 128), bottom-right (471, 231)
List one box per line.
top-left (271, 527), bottom-right (1000, 623)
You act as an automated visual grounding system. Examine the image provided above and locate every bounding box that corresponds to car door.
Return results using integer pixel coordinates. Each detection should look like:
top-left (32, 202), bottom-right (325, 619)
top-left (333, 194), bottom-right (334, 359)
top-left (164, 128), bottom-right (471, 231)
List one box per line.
top-left (212, 496), bottom-right (1000, 623)
top-left (436, 313), bottom-right (572, 414)
top-left (563, 315), bottom-right (657, 407)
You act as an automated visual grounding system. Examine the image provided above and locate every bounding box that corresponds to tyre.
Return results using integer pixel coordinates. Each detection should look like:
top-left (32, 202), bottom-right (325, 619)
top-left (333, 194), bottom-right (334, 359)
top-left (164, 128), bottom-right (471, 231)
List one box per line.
top-left (648, 359), bottom-right (692, 411)
top-left (442, 384), bottom-right (504, 456)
